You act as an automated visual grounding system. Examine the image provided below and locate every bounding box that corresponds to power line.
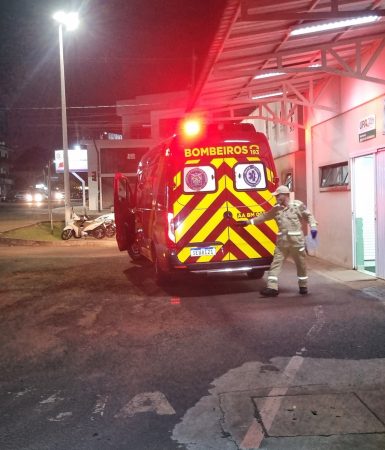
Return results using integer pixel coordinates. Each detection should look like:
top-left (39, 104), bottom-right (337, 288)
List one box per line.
top-left (1, 102), bottom-right (162, 111)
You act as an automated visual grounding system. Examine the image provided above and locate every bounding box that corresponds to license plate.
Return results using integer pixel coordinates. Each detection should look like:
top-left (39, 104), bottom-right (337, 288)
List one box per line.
top-left (190, 247), bottom-right (216, 257)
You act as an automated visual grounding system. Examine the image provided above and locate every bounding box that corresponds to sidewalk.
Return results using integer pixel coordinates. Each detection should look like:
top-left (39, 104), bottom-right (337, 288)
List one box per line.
top-left (305, 254), bottom-right (385, 300)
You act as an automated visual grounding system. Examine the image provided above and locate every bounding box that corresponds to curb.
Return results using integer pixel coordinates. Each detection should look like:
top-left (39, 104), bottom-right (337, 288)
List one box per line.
top-left (0, 235), bottom-right (117, 247)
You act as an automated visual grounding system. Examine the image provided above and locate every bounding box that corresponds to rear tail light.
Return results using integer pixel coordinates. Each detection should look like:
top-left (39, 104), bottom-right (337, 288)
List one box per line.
top-left (167, 212), bottom-right (176, 243)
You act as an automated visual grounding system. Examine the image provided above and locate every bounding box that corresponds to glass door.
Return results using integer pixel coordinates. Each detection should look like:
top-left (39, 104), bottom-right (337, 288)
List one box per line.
top-left (352, 154), bottom-right (376, 275)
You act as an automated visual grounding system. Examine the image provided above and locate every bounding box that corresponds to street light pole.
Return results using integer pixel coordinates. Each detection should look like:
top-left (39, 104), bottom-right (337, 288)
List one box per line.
top-left (53, 11), bottom-right (79, 225)
top-left (57, 23), bottom-right (71, 225)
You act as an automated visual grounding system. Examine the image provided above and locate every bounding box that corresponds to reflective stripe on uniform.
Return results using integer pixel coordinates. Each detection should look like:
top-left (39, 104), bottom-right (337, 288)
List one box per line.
top-left (299, 247), bottom-right (305, 252)
top-left (287, 231), bottom-right (301, 236)
top-left (268, 276), bottom-right (278, 281)
top-left (298, 276), bottom-right (308, 280)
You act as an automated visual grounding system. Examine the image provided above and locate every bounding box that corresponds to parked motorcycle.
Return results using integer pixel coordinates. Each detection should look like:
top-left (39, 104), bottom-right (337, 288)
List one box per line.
top-left (94, 212), bottom-right (116, 238)
top-left (61, 211), bottom-right (106, 240)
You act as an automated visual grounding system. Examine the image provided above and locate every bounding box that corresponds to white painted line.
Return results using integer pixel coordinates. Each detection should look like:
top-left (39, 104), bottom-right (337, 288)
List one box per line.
top-left (48, 411), bottom-right (72, 422)
top-left (306, 305), bottom-right (325, 339)
top-left (240, 356), bottom-right (304, 449)
top-left (91, 394), bottom-right (109, 419)
top-left (40, 392), bottom-right (64, 404)
top-left (241, 306), bottom-right (326, 448)
top-left (14, 388), bottom-right (33, 398)
top-left (240, 418), bottom-right (264, 448)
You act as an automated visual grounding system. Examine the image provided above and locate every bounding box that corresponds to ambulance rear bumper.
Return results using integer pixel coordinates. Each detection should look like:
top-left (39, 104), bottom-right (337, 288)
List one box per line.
top-left (169, 255), bottom-right (272, 274)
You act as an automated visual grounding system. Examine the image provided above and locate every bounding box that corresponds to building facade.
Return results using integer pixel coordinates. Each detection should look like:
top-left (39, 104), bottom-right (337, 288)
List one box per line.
top-left (82, 91), bottom-right (189, 210)
top-left (0, 141), bottom-right (14, 200)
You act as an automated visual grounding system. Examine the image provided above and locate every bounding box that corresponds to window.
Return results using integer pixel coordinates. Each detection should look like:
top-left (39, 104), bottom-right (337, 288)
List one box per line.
top-left (234, 163), bottom-right (267, 190)
top-left (183, 166), bottom-right (216, 193)
top-left (282, 171), bottom-right (293, 191)
top-left (320, 162), bottom-right (349, 188)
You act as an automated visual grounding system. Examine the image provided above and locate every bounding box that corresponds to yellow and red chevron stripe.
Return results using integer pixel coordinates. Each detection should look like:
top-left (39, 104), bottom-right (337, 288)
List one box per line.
top-left (172, 156), bottom-right (278, 264)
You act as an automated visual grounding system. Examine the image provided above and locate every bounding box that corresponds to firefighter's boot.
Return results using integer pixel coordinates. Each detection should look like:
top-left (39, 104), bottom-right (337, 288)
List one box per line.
top-left (260, 287), bottom-right (279, 297)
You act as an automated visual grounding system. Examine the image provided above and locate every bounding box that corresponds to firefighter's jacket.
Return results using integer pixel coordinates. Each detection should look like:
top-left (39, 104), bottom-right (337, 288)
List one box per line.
top-left (250, 200), bottom-right (317, 247)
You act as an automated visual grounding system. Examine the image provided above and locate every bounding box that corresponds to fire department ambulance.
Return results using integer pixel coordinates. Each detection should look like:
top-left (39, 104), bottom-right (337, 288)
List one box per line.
top-left (114, 120), bottom-right (279, 281)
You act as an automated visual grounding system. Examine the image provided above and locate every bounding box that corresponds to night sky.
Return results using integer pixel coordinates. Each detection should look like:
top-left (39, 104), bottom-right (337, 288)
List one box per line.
top-left (0, 0), bottom-right (226, 158)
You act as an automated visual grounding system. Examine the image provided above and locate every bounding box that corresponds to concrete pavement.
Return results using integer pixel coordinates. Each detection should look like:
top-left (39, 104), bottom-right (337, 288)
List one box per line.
top-left (1, 203), bottom-right (384, 293)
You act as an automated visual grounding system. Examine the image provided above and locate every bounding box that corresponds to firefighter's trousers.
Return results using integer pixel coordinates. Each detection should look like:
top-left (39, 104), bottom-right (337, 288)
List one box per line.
top-left (266, 242), bottom-right (307, 290)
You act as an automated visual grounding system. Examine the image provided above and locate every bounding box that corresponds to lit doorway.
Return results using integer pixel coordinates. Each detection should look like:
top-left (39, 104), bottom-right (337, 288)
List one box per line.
top-left (352, 154), bottom-right (376, 275)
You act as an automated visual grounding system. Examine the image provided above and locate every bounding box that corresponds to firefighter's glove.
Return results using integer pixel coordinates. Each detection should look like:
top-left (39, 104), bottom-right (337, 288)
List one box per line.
top-left (311, 229), bottom-right (318, 239)
top-left (237, 221), bottom-right (249, 227)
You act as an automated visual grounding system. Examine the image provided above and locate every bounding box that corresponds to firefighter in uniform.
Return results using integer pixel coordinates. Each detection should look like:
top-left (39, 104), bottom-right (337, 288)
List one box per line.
top-left (239, 185), bottom-right (318, 297)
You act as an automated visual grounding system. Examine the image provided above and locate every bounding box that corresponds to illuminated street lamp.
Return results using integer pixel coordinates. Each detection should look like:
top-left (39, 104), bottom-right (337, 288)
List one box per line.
top-left (53, 11), bottom-right (79, 224)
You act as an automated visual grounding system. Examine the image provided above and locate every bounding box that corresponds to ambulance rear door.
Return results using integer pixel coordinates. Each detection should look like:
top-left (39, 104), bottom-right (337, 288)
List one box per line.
top-left (113, 172), bottom-right (135, 251)
top-left (226, 155), bottom-right (277, 263)
top-left (171, 156), bottom-right (276, 267)
top-left (170, 124), bottom-right (278, 269)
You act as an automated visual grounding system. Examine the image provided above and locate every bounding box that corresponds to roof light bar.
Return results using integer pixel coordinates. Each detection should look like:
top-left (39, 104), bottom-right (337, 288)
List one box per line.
top-left (254, 71), bottom-right (286, 80)
top-left (290, 15), bottom-right (380, 36)
top-left (251, 91), bottom-right (283, 100)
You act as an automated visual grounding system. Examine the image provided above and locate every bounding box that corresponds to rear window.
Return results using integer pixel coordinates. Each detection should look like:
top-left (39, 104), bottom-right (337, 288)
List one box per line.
top-left (183, 165), bottom-right (217, 193)
top-left (234, 162), bottom-right (267, 190)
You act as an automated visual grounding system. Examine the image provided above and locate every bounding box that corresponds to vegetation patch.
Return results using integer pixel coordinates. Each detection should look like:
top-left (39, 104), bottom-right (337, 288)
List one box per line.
top-left (2, 222), bottom-right (65, 241)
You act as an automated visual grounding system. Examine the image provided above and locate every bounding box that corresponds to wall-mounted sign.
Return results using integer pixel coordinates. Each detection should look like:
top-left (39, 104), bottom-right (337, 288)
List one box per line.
top-left (383, 100), bottom-right (385, 135)
top-left (358, 114), bottom-right (376, 142)
top-left (55, 149), bottom-right (88, 173)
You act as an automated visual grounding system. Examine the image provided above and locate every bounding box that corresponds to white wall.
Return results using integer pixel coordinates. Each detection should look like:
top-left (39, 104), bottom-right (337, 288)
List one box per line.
top-left (309, 45), bottom-right (385, 267)
top-left (83, 138), bottom-right (154, 211)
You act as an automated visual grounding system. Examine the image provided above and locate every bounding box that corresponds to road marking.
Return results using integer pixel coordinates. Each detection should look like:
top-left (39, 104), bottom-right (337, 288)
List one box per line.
top-left (306, 305), bottom-right (325, 339)
top-left (240, 418), bottom-right (264, 448)
top-left (48, 411), bottom-right (72, 422)
top-left (39, 392), bottom-right (64, 404)
top-left (240, 355), bottom-right (304, 449)
top-left (241, 306), bottom-right (326, 448)
top-left (13, 388), bottom-right (34, 398)
top-left (91, 394), bottom-right (109, 419)
top-left (115, 391), bottom-right (176, 418)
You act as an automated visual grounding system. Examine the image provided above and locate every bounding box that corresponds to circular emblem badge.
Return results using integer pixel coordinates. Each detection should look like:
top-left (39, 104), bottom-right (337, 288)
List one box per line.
top-left (243, 165), bottom-right (261, 187)
top-left (185, 168), bottom-right (208, 191)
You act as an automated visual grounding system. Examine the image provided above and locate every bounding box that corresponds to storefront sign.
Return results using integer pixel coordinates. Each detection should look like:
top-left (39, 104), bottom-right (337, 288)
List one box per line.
top-left (55, 149), bottom-right (88, 173)
top-left (358, 114), bottom-right (376, 142)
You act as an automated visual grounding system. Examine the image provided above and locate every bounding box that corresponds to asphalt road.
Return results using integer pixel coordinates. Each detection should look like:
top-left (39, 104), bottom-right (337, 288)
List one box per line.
top-left (1, 234), bottom-right (385, 448)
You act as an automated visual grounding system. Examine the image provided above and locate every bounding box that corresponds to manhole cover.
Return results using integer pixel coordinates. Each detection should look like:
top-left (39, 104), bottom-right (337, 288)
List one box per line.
top-left (253, 393), bottom-right (385, 437)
